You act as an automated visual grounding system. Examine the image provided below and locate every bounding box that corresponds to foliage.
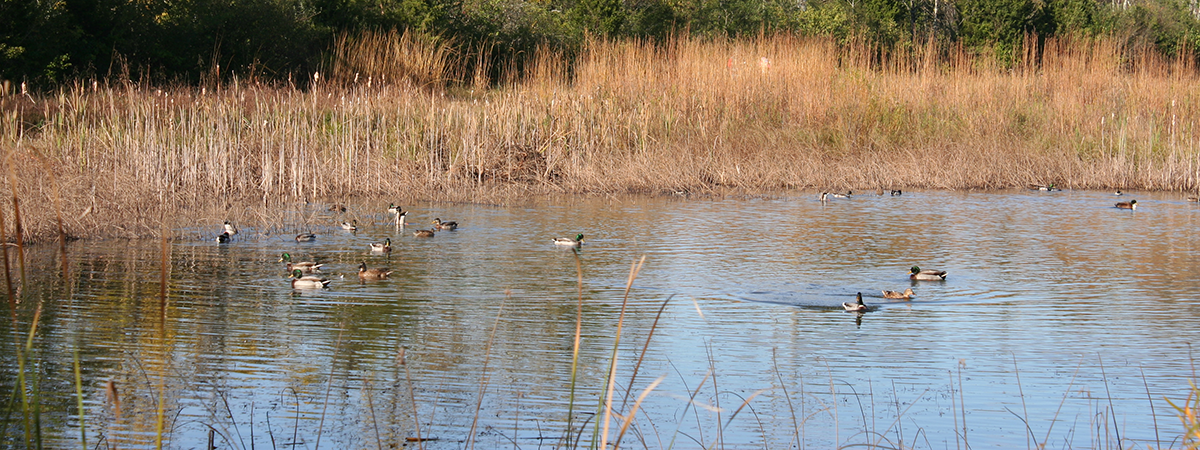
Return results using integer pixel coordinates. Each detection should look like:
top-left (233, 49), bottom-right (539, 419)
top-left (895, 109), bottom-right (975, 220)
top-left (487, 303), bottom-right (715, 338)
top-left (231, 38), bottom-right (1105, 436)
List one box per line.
top-left (0, 0), bottom-right (1199, 87)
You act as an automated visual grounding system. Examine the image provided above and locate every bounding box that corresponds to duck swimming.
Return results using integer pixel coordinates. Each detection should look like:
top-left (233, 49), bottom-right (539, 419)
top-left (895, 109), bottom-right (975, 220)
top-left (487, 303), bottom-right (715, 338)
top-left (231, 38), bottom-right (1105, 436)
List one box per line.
top-left (553, 234), bottom-right (584, 247)
top-left (843, 293), bottom-right (868, 312)
top-left (432, 218), bottom-right (458, 230)
top-left (216, 232), bottom-right (231, 243)
top-left (910, 266), bottom-right (947, 281)
top-left (341, 220), bottom-right (358, 231)
top-left (280, 252), bottom-right (325, 272)
top-left (223, 221), bottom-right (238, 236)
top-left (358, 262), bottom-right (393, 280)
top-left (369, 238), bottom-right (392, 253)
top-left (882, 288), bottom-right (915, 299)
top-left (290, 269), bottom-right (331, 289)
top-left (295, 233), bottom-right (317, 242)
top-left (413, 229), bottom-right (435, 238)
top-left (1115, 200), bottom-right (1137, 210)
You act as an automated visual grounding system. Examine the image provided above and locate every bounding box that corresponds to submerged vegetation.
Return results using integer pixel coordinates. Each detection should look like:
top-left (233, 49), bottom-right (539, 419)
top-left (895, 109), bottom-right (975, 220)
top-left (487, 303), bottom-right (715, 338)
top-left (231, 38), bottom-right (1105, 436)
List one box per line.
top-left (1, 34), bottom-right (1199, 242)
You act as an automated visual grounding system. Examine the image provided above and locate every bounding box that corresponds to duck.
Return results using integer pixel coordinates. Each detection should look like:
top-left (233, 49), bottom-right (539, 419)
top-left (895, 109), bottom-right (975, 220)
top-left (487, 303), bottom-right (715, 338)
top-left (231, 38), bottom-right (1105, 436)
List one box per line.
top-left (1115, 200), bottom-right (1137, 210)
top-left (882, 288), bottom-right (915, 299)
top-left (432, 218), bottom-right (458, 230)
top-left (1187, 196), bottom-right (1198, 202)
top-left (910, 266), bottom-right (947, 281)
top-left (223, 221), bottom-right (238, 236)
top-left (369, 238), bottom-right (392, 253)
top-left (295, 233), bottom-right (317, 242)
top-left (820, 192), bottom-right (829, 202)
top-left (341, 220), bottom-right (358, 231)
top-left (216, 232), bottom-right (231, 243)
top-left (1029, 183), bottom-right (1057, 191)
top-left (358, 262), bottom-right (393, 280)
top-left (328, 204), bottom-right (347, 212)
top-left (830, 191), bottom-right (852, 198)
top-left (890, 189), bottom-right (902, 196)
top-left (387, 203), bottom-right (403, 214)
top-left (290, 269), bottom-right (331, 289)
top-left (413, 229), bottom-right (435, 238)
top-left (553, 234), bottom-right (584, 247)
top-left (843, 293), bottom-right (868, 312)
top-left (394, 211), bottom-right (408, 226)
top-left (1114, 190), bottom-right (1124, 196)
top-left (279, 252), bottom-right (324, 272)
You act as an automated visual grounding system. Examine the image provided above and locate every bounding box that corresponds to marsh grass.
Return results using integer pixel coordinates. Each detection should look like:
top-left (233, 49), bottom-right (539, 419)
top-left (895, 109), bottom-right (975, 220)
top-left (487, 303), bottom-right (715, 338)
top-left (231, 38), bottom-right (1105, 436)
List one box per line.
top-left (1, 35), bottom-right (1200, 242)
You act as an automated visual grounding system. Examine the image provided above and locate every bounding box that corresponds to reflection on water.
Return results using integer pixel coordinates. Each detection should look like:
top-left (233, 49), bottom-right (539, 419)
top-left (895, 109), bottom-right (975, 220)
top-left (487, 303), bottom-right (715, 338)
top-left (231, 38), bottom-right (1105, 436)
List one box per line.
top-left (3, 190), bottom-right (1199, 448)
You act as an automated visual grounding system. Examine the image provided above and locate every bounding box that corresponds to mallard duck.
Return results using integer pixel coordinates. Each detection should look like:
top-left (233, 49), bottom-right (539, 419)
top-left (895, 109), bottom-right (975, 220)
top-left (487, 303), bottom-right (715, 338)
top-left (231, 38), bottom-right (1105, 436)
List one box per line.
top-left (910, 266), bottom-right (947, 281)
top-left (295, 233), bottom-right (317, 242)
top-left (413, 229), bottom-right (435, 238)
top-left (223, 221), bottom-right (238, 236)
top-left (432, 218), bottom-right (458, 230)
top-left (394, 211), bottom-right (408, 226)
top-left (279, 252), bottom-right (324, 272)
top-left (830, 191), bottom-right (852, 198)
top-left (358, 262), bottom-right (393, 280)
top-left (369, 238), bottom-right (392, 253)
top-left (1114, 190), bottom-right (1124, 196)
top-left (890, 189), bottom-right (902, 196)
top-left (387, 203), bottom-right (403, 214)
top-left (553, 234), bottom-right (584, 247)
top-left (843, 293), bottom-right (868, 312)
top-left (290, 269), bottom-right (331, 289)
top-left (882, 288), bottom-right (915, 299)
top-left (341, 220), bottom-right (358, 231)
top-left (216, 232), bottom-right (231, 243)
top-left (1029, 183), bottom-right (1057, 191)
top-left (1115, 200), bottom-right (1137, 210)
top-left (820, 192), bottom-right (829, 202)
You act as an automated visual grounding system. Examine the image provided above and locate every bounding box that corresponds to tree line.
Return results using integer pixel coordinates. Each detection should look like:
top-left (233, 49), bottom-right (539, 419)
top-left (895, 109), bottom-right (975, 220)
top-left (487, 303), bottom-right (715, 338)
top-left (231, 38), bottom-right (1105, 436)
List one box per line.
top-left (2, 0), bottom-right (1199, 87)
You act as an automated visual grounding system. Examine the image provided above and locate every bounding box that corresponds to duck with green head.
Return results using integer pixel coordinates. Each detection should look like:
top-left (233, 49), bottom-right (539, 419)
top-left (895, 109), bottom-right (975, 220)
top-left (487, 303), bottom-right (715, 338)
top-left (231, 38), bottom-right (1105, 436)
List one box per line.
top-left (843, 293), bottom-right (868, 312)
top-left (553, 234), bottom-right (584, 247)
top-left (910, 266), bottom-right (947, 281)
top-left (290, 269), bottom-right (331, 289)
top-left (280, 253), bottom-right (324, 272)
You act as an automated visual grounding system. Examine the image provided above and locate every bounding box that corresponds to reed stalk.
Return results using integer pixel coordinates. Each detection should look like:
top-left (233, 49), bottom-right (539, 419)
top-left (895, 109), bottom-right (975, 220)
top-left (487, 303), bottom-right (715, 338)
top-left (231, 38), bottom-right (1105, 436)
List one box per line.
top-left (73, 348), bottom-right (85, 450)
top-left (465, 296), bottom-right (506, 449)
top-left (566, 246), bottom-right (583, 446)
top-left (598, 256), bottom-right (645, 450)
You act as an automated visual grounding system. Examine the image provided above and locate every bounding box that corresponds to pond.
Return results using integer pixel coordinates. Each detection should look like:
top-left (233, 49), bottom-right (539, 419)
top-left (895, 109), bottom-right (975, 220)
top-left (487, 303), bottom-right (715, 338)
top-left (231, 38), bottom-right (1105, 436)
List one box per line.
top-left (3, 189), bottom-right (1199, 449)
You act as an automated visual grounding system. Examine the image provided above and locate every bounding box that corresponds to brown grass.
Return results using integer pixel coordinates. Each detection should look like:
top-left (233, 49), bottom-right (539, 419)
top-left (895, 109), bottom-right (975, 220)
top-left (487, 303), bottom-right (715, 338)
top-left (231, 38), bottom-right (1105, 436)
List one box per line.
top-left (2, 34), bottom-right (1199, 242)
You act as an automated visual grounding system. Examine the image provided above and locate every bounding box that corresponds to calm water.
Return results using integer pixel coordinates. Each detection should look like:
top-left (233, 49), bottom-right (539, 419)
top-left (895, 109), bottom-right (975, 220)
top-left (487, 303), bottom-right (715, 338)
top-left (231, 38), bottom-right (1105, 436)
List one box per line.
top-left (2, 190), bottom-right (1199, 449)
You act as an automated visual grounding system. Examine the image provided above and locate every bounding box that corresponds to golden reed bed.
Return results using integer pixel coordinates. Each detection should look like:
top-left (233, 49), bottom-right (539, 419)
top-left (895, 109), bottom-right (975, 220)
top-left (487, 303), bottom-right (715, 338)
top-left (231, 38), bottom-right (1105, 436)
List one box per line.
top-left (2, 34), bottom-right (1199, 242)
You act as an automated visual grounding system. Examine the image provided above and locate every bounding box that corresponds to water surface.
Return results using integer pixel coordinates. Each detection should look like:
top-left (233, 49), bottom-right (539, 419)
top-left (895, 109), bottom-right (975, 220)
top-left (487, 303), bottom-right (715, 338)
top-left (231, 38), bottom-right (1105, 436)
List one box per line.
top-left (3, 189), bottom-right (1199, 449)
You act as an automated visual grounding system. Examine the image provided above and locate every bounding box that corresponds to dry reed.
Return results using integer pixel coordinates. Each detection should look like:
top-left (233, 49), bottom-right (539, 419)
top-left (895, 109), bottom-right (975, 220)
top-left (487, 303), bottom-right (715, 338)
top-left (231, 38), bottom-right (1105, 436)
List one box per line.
top-left (2, 34), bottom-right (1199, 243)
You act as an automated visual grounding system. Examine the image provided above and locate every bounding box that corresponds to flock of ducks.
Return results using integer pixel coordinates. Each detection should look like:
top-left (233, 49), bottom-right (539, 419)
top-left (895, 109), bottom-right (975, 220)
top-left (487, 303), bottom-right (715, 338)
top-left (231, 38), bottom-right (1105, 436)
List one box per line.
top-left (843, 266), bottom-right (947, 312)
top-left (223, 187), bottom-right (1194, 295)
top-left (218, 203), bottom-right (584, 290)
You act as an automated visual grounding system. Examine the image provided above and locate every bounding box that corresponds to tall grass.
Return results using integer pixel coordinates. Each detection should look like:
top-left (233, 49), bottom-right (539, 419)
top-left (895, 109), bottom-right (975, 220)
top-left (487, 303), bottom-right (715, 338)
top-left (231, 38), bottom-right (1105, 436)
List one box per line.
top-left (2, 34), bottom-right (1200, 242)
